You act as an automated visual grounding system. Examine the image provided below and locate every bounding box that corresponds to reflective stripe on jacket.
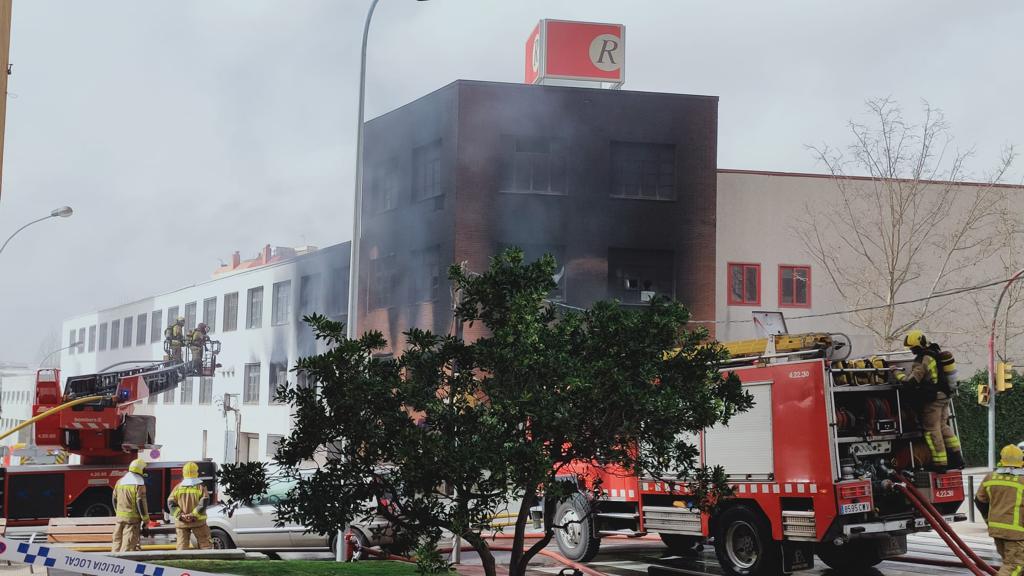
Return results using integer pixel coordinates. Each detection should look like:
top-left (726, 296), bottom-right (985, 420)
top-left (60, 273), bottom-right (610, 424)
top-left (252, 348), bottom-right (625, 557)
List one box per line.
top-left (113, 482), bottom-right (148, 522)
top-left (976, 468), bottom-right (1024, 540)
top-left (167, 483), bottom-right (209, 527)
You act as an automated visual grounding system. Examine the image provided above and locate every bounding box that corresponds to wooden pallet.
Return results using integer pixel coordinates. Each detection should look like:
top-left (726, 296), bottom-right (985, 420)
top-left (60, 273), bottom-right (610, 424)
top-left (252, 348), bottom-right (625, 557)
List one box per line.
top-left (47, 516), bottom-right (117, 544)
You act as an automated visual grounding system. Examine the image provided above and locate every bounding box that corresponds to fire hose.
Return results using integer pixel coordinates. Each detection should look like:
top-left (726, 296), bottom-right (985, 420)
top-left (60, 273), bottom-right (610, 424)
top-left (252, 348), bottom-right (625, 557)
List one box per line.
top-left (893, 480), bottom-right (997, 576)
top-left (0, 395), bottom-right (105, 443)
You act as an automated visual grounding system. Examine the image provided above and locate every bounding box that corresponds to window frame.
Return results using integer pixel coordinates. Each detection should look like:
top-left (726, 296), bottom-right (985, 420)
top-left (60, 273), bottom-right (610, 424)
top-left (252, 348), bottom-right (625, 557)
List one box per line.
top-left (151, 310), bottom-right (163, 343)
top-left (778, 264), bottom-right (812, 308)
top-left (499, 135), bottom-right (568, 196)
top-left (243, 363), bottom-right (261, 405)
top-left (727, 262), bottom-right (761, 307)
top-left (246, 287), bottom-right (264, 329)
top-left (203, 297), bottom-right (217, 333)
top-left (88, 325), bottom-right (96, 353)
top-left (272, 281), bottom-right (292, 326)
top-left (136, 314), bottom-right (148, 346)
top-left (198, 377), bottom-right (214, 405)
top-left (223, 292), bottom-right (239, 332)
top-left (122, 316), bottom-right (133, 348)
top-left (610, 141), bottom-right (677, 201)
top-left (412, 140), bottom-right (443, 202)
top-left (109, 320), bottom-right (120, 350)
top-left (98, 323), bottom-right (108, 352)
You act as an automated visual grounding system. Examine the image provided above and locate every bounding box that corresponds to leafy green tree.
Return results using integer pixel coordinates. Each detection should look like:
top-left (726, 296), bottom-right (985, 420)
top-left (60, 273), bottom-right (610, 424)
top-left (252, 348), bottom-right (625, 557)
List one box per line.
top-left (220, 248), bottom-right (750, 576)
top-left (953, 370), bottom-right (1024, 466)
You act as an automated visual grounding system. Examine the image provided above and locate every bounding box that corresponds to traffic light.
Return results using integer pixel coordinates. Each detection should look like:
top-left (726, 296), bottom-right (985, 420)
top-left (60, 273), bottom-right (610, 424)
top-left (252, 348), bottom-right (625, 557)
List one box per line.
top-left (978, 383), bottom-right (990, 406)
top-left (996, 361), bottom-right (1014, 393)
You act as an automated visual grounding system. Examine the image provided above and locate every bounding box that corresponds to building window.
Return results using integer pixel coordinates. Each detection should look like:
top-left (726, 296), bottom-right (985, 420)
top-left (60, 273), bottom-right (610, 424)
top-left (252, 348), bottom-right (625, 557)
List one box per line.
top-left (110, 320), bottom-right (120, 350)
top-left (243, 363), bottom-right (261, 404)
top-left (223, 292), bottom-right (239, 332)
top-left (98, 323), bottom-right (108, 352)
top-left (272, 281), bottom-right (291, 326)
top-left (77, 328), bottom-right (85, 353)
top-left (299, 273), bottom-right (322, 317)
top-left (167, 306), bottom-right (180, 328)
top-left (728, 263), bottom-right (761, 306)
top-left (163, 387), bottom-right (174, 404)
top-left (151, 310), bottom-right (163, 343)
top-left (246, 287), bottom-right (264, 329)
top-left (199, 377), bottom-right (213, 405)
top-left (203, 298), bottom-right (217, 332)
top-left (500, 136), bottom-right (567, 195)
top-left (607, 248), bottom-right (675, 304)
top-left (370, 159), bottom-right (400, 214)
top-left (369, 253), bottom-right (397, 310)
top-left (147, 390), bottom-right (157, 404)
top-left (88, 326), bottom-right (96, 353)
top-left (122, 317), bottom-right (133, 348)
top-left (267, 434), bottom-right (284, 458)
top-left (180, 378), bottom-right (194, 405)
top-left (184, 302), bottom-right (197, 332)
top-left (328, 267), bottom-right (349, 321)
top-left (610, 141), bottom-right (676, 200)
top-left (269, 361), bottom-right (288, 404)
top-left (500, 244), bottom-right (565, 301)
top-left (779, 265), bottom-right (811, 308)
top-left (69, 330), bottom-right (76, 355)
top-left (413, 140), bottom-right (443, 202)
top-left (136, 314), bottom-right (147, 346)
top-left (411, 246), bottom-right (441, 303)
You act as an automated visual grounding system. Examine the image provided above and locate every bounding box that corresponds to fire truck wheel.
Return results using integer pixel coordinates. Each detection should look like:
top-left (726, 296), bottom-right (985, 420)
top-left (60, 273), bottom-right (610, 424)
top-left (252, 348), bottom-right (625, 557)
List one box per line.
top-left (553, 494), bottom-right (600, 562)
top-left (713, 506), bottom-right (781, 576)
top-left (209, 528), bottom-right (235, 550)
top-left (659, 533), bottom-right (702, 557)
top-left (70, 491), bottom-right (114, 517)
top-left (815, 540), bottom-right (883, 571)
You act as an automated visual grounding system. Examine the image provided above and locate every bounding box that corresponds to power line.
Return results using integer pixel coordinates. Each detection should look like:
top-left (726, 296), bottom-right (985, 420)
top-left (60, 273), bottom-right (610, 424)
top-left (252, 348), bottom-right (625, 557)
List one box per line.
top-left (547, 274), bottom-right (1016, 324)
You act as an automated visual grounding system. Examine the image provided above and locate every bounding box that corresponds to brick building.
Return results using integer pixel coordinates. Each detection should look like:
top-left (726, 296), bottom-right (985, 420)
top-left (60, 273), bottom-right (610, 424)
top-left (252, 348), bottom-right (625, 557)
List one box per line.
top-left (358, 80), bottom-right (718, 350)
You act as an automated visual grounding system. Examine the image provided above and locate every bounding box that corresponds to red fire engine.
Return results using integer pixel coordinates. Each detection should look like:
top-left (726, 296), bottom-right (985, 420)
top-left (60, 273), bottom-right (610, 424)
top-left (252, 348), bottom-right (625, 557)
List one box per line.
top-left (550, 325), bottom-right (967, 575)
top-left (0, 340), bottom-right (221, 526)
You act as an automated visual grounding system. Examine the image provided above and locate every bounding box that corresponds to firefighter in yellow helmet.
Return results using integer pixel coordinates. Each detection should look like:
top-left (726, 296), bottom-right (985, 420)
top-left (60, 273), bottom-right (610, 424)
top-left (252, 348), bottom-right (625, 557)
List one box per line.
top-left (111, 458), bottom-right (149, 552)
top-left (164, 316), bottom-right (186, 364)
top-left (167, 462), bottom-right (212, 550)
top-left (975, 445), bottom-right (1024, 576)
top-left (186, 323), bottom-right (210, 374)
top-left (897, 330), bottom-right (964, 470)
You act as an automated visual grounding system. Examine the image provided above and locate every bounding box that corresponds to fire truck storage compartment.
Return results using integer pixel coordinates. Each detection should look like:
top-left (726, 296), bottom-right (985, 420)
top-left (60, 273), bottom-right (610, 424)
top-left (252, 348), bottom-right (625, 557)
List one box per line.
top-left (7, 473), bottom-right (64, 519)
top-left (704, 381), bottom-right (773, 478)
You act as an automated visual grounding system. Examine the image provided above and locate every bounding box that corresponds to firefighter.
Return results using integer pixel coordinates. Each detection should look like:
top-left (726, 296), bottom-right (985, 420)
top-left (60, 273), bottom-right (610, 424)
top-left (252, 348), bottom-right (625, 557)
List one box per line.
top-left (975, 444), bottom-right (1024, 576)
top-left (111, 458), bottom-right (149, 552)
top-left (164, 316), bottom-right (186, 364)
top-left (898, 330), bottom-right (963, 470)
top-left (167, 461), bottom-right (212, 550)
top-left (187, 323), bottom-right (210, 374)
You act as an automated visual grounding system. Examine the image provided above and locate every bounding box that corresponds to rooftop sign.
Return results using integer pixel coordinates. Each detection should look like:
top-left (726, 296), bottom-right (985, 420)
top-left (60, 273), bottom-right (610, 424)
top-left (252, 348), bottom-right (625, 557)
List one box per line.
top-left (525, 20), bottom-right (625, 88)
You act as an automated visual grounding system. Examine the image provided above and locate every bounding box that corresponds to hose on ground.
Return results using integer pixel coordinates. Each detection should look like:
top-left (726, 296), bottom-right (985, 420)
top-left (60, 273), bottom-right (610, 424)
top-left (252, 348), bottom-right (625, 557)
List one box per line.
top-left (894, 482), bottom-right (992, 576)
top-left (901, 480), bottom-right (996, 574)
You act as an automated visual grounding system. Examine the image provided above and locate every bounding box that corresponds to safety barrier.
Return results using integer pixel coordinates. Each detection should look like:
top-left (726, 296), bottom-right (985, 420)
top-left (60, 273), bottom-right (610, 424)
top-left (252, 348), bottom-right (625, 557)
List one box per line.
top-left (0, 535), bottom-right (220, 576)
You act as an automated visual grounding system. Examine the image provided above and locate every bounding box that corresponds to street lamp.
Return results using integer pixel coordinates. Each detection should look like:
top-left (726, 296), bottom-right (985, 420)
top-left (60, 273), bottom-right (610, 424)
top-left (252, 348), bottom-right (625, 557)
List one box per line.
top-left (0, 205), bottom-right (73, 256)
top-left (38, 341), bottom-right (82, 369)
top-left (346, 0), bottom-right (428, 342)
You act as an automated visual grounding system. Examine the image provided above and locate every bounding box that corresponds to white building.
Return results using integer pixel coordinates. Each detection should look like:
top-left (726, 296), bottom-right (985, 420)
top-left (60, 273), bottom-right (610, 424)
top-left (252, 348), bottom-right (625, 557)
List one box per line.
top-left (0, 362), bottom-right (36, 449)
top-left (59, 242), bottom-right (350, 464)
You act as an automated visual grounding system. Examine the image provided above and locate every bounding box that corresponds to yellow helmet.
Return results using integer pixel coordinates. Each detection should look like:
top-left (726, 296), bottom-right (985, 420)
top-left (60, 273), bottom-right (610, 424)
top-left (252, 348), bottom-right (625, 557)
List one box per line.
top-left (904, 329), bottom-right (928, 350)
top-left (1000, 444), bottom-right (1024, 468)
top-left (128, 458), bottom-right (147, 475)
top-left (183, 461), bottom-right (199, 479)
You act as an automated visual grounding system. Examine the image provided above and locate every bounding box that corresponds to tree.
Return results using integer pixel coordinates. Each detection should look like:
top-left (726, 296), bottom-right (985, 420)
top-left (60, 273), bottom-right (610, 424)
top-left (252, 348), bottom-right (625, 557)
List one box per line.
top-left (796, 97), bottom-right (1016, 351)
top-left (220, 248), bottom-right (750, 576)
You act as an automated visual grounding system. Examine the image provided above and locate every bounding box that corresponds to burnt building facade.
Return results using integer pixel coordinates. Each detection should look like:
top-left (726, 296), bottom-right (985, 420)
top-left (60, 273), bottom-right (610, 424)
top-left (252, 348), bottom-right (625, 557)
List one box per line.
top-left (358, 80), bottom-right (718, 350)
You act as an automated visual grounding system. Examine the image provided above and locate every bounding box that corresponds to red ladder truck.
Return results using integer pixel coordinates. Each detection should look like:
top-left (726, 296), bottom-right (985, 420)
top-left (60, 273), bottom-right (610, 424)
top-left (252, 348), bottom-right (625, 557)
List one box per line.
top-left (0, 340), bottom-right (221, 526)
top-left (549, 324), bottom-right (967, 575)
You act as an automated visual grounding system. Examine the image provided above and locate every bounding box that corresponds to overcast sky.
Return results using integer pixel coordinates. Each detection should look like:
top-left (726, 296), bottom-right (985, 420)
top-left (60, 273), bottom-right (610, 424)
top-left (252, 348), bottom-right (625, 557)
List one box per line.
top-left (0, 0), bottom-right (1021, 363)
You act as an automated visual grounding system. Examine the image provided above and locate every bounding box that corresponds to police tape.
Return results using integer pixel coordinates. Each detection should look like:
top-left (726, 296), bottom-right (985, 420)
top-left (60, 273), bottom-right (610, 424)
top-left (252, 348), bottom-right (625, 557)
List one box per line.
top-left (0, 536), bottom-right (220, 576)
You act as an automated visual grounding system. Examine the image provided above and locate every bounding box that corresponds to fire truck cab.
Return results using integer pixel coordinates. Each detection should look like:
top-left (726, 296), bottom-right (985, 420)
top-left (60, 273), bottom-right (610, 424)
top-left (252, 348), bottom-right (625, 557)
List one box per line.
top-left (552, 322), bottom-right (966, 575)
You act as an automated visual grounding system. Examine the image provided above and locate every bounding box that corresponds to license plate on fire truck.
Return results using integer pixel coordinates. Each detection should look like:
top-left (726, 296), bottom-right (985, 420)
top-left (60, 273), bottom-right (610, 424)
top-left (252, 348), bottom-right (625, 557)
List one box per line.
top-left (840, 502), bottom-right (871, 514)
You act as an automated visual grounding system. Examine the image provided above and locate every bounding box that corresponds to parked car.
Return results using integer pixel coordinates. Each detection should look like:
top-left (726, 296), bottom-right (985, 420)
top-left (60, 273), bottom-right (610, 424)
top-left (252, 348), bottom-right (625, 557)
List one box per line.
top-left (204, 474), bottom-right (383, 558)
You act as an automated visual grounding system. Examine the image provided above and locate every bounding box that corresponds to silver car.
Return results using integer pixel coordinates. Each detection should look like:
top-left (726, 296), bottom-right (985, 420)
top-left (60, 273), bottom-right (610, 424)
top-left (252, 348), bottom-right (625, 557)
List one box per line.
top-left (205, 476), bottom-right (383, 558)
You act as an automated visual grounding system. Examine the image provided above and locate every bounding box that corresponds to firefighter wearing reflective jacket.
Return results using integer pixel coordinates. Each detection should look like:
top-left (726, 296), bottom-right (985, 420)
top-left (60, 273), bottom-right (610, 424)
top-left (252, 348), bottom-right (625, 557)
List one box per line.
top-left (167, 461), bottom-right (212, 550)
top-left (898, 330), bottom-right (964, 470)
top-left (187, 323), bottom-right (210, 374)
top-left (112, 459), bottom-right (149, 552)
top-left (164, 316), bottom-right (186, 364)
top-left (975, 445), bottom-right (1024, 576)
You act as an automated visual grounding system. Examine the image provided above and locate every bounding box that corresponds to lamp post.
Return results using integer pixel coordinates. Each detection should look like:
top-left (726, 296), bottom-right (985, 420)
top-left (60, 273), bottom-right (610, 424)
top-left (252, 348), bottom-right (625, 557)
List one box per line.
top-left (0, 206), bottom-right (73, 256)
top-left (987, 268), bottom-right (1024, 468)
top-left (38, 341), bottom-right (82, 369)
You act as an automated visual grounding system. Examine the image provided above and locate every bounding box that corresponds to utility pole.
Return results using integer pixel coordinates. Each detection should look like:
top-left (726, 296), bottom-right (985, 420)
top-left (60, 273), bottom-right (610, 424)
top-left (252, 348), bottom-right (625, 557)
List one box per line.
top-left (0, 0), bottom-right (12, 202)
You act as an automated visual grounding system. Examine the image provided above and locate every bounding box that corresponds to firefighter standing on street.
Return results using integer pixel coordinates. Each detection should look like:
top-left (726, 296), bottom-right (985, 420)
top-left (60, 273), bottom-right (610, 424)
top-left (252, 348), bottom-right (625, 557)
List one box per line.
top-left (975, 444), bottom-right (1024, 576)
top-left (898, 330), bottom-right (964, 470)
top-left (111, 458), bottom-right (149, 552)
top-left (167, 461), bottom-right (212, 550)
top-left (187, 323), bottom-right (210, 374)
top-left (164, 316), bottom-right (186, 364)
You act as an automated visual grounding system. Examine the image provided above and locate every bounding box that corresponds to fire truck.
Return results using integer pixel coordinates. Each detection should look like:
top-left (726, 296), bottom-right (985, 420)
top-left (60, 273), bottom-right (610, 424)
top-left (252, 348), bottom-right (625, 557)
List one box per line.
top-left (551, 320), bottom-right (967, 575)
top-left (0, 340), bottom-right (221, 526)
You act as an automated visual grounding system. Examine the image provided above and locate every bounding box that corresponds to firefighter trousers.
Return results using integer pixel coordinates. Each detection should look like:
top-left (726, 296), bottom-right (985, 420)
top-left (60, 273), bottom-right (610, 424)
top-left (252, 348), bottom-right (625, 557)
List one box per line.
top-left (176, 524), bottom-right (212, 550)
top-left (995, 538), bottom-right (1024, 576)
top-left (111, 520), bottom-right (141, 552)
top-left (921, 393), bottom-right (961, 466)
